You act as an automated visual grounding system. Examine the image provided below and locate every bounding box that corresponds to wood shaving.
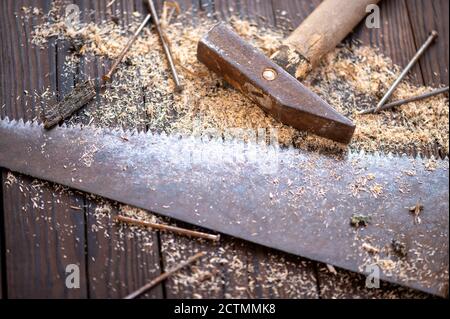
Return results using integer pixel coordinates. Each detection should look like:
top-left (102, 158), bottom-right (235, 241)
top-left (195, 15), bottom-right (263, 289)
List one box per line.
top-left (408, 202), bottom-right (424, 224)
top-left (326, 264), bottom-right (338, 275)
top-left (28, 6), bottom-right (448, 156)
top-left (362, 243), bottom-right (380, 254)
top-left (13, 4), bottom-right (448, 300)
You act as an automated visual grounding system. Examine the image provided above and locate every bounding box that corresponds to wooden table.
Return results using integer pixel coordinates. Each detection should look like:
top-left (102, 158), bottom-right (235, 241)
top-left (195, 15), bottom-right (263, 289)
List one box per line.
top-left (0, 0), bottom-right (448, 299)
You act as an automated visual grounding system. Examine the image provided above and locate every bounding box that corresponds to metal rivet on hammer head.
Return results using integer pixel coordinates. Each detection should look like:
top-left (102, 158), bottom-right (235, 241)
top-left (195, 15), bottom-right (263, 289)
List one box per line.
top-left (262, 68), bottom-right (277, 81)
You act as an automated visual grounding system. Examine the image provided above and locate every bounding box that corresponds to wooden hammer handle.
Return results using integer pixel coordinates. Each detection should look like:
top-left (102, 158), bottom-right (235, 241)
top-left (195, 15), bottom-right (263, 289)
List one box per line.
top-left (274, 0), bottom-right (381, 79)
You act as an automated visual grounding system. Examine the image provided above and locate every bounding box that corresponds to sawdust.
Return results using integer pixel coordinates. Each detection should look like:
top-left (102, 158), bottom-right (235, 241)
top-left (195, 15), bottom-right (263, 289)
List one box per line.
top-left (318, 264), bottom-right (434, 299)
top-left (349, 175), bottom-right (382, 198)
top-left (354, 233), bottom-right (449, 296)
top-left (408, 202), bottom-right (424, 224)
top-left (362, 242), bottom-right (380, 254)
top-left (12, 3), bottom-right (448, 300)
top-left (5, 163), bottom-right (438, 299)
top-left (160, 233), bottom-right (318, 299)
top-left (27, 4), bottom-right (449, 156)
top-left (306, 45), bottom-right (449, 155)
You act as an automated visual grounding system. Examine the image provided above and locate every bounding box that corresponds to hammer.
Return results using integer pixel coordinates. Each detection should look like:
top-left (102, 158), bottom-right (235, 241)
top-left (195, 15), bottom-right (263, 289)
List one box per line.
top-left (198, 0), bottom-right (380, 144)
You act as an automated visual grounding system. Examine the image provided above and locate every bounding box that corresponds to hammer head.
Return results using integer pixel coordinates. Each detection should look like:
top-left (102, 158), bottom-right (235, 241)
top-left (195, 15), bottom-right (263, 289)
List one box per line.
top-left (197, 23), bottom-right (355, 144)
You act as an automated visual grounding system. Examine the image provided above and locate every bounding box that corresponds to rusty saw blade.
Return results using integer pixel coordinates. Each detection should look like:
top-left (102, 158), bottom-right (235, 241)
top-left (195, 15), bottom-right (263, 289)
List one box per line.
top-left (0, 118), bottom-right (448, 297)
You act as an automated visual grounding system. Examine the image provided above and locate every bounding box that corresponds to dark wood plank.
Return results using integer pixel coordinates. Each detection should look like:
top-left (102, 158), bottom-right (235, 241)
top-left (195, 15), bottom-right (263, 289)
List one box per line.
top-left (160, 231), bottom-right (318, 299)
top-left (1, 0), bottom-right (23, 119)
top-left (354, 0), bottom-right (424, 85)
top-left (159, 225), bottom-right (224, 299)
top-left (85, 199), bottom-right (164, 299)
top-left (203, 0), bottom-right (276, 25)
top-left (160, 227), bottom-right (318, 299)
top-left (248, 246), bottom-right (318, 299)
top-left (272, 0), bottom-right (321, 33)
top-left (176, 0), bottom-right (201, 25)
top-left (3, 172), bottom-right (87, 298)
top-left (0, 0), bottom-right (13, 299)
top-left (295, 0), bottom-right (430, 298)
top-left (317, 264), bottom-right (433, 299)
top-left (68, 0), bottom-right (163, 299)
top-left (270, 0), bottom-right (433, 298)
top-left (156, 0), bottom-right (319, 299)
top-left (406, 0), bottom-right (449, 86)
top-left (1, 0), bottom-right (444, 299)
top-left (0, 0), bottom-right (88, 298)
top-left (154, 0), bottom-right (225, 299)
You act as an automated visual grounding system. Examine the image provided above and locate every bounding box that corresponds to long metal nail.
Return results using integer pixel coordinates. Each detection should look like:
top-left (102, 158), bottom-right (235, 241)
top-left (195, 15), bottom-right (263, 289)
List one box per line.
top-left (358, 86), bottom-right (449, 115)
top-left (103, 14), bottom-right (152, 83)
top-left (147, 0), bottom-right (183, 92)
top-left (124, 252), bottom-right (205, 299)
top-left (373, 30), bottom-right (438, 113)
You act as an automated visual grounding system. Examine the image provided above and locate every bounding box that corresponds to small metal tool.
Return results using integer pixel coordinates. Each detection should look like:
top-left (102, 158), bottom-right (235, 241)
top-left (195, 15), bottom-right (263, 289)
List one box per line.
top-left (147, 0), bottom-right (183, 92)
top-left (198, 23), bottom-right (356, 144)
top-left (359, 86), bottom-right (449, 115)
top-left (373, 31), bottom-right (438, 113)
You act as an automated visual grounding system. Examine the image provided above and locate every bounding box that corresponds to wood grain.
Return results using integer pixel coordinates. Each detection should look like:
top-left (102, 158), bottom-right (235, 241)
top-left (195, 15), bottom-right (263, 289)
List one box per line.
top-left (0, 0), bottom-right (447, 299)
top-left (317, 264), bottom-right (434, 299)
top-left (406, 0), bottom-right (449, 86)
top-left (272, 0), bottom-right (320, 24)
top-left (355, 0), bottom-right (424, 85)
top-left (0, 0), bottom-right (88, 298)
top-left (156, 0), bottom-right (319, 300)
top-left (302, 0), bottom-right (439, 298)
top-left (3, 172), bottom-right (88, 298)
top-left (207, 0), bottom-right (276, 25)
top-left (69, 0), bottom-right (163, 299)
top-left (0, 0), bottom-right (11, 299)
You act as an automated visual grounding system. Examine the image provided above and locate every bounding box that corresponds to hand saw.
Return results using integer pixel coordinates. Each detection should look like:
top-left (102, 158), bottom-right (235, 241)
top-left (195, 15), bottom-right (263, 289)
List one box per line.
top-left (0, 118), bottom-right (448, 297)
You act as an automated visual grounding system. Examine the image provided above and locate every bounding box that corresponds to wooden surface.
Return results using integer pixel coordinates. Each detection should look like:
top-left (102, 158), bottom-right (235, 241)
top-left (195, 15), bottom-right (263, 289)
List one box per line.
top-left (0, 0), bottom-right (448, 299)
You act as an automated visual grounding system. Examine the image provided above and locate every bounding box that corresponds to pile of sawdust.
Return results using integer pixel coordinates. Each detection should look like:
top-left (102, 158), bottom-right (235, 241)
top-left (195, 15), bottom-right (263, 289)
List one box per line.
top-left (29, 5), bottom-right (449, 156)
top-left (306, 45), bottom-right (449, 155)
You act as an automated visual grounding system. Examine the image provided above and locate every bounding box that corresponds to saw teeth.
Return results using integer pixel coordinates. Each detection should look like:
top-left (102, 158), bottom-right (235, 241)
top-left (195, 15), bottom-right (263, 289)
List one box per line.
top-left (168, 134), bottom-right (183, 143)
top-left (386, 152), bottom-right (395, 159)
top-left (359, 149), bottom-right (367, 157)
top-left (111, 127), bottom-right (122, 135)
top-left (1, 117), bottom-right (447, 161)
top-left (120, 127), bottom-right (138, 136)
top-left (138, 129), bottom-right (147, 137)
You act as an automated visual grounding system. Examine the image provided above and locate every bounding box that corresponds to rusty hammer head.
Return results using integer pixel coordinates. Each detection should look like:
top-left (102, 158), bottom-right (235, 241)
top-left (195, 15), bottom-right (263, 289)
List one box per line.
top-left (197, 23), bottom-right (355, 144)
